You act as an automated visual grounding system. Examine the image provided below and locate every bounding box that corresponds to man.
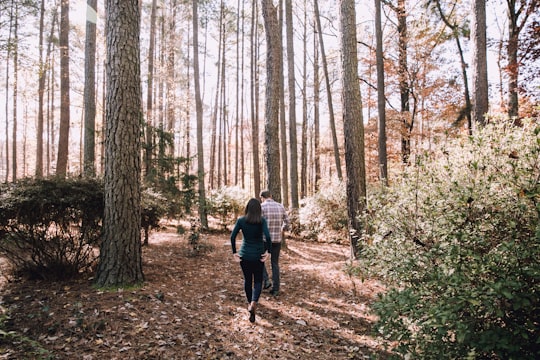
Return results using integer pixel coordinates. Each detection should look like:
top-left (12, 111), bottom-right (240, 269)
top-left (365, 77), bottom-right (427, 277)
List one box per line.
top-left (260, 190), bottom-right (290, 296)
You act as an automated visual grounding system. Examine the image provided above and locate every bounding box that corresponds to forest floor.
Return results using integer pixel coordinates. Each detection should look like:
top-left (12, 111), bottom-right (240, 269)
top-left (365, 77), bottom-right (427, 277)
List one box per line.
top-left (1, 224), bottom-right (392, 360)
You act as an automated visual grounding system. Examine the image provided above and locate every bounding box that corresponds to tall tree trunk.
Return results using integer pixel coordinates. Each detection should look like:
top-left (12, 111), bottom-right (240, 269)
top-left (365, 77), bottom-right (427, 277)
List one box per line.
top-left (11, 1), bottom-right (18, 182)
top-left (471, 0), bottom-right (488, 126)
top-left (45, 9), bottom-right (58, 177)
top-left (48, 53), bottom-right (56, 176)
top-left (261, 0), bottom-right (282, 203)
top-left (83, 0), bottom-right (98, 177)
top-left (278, 0), bottom-right (288, 206)
top-left (339, 0), bottom-right (367, 259)
top-left (220, 8), bottom-right (227, 186)
top-left (375, 0), bottom-right (388, 184)
top-left (285, 0), bottom-right (299, 209)
top-left (36, 0), bottom-right (46, 178)
top-left (507, 2), bottom-right (519, 120)
top-left (397, 0), bottom-right (411, 164)
top-left (167, 2), bottom-right (177, 156)
top-left (157, 14), bottom-right (165, 167)
top-left (497, 34), bottom-right (506, 110)
top-left (217, 6), bottom-right (224, 187)
top-left (235, 0), bottom-right (241, 186)
top-left (209, 98), bottom-right (217, 187)
top-left (313, 23), bottom-right (321, 192)
top-left (251, 0), bottom-right (261, 197)
top-left (4, 1), bottom-right (13, 183)
top-left (314, 0), bottom-right (342, 179)
top-left (100, 64), bottom-right (106, 174)
top-left (156, 14), bottom-right (164, 178)
top-left (145, 0), bottom-right (158, 181)
top-left (209, 70), bottom-right (219, 188)
top-left (300, 0), bottom-right (308, 198)
top-left (193, 0), bottom-right (208, 229)
top-left (96, 0), bottom-right (144, 287)
top-left (240, 0), bottom-right (246, 188)
top-left (57, 0), bottom-right (70, 178)
top-left (185, 22), bottom-right (192, 168)
top-left (210, 3), bottom-right (225, 188)
top-left (506, 0), bottom-right (538, 120)
top-left (23, 106), bottom-right (28, 176)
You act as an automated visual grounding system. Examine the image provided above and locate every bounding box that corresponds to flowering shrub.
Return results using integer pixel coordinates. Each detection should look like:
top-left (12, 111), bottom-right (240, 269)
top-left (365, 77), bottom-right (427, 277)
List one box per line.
top-left (206, 186), bottom-right (251, 230)
top-left (359, 119), bottom-right (540, 359)
top-left (299, 180), bottom-right (348, 240)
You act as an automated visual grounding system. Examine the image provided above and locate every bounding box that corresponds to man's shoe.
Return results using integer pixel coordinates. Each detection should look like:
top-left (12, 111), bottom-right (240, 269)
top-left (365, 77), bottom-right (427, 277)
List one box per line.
top-left (270, 290), bottom-right (279, 297)
top-left (263, 281), bottom-right (272, 290)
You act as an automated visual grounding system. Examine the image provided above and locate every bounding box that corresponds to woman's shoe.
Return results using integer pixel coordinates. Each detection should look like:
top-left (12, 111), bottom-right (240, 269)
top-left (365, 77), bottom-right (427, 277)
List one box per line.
top-left (248, 302), bottom-right (256, 323)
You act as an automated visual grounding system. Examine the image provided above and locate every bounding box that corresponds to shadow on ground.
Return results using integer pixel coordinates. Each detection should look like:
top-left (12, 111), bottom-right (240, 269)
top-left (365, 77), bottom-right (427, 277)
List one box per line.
top-left (0, 227), bottom-right (392, 359)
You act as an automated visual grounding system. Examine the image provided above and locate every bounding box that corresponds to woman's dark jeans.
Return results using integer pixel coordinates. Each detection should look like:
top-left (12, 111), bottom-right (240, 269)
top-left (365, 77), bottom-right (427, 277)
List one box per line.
top-left (240, 259), bottom-right (264, 303)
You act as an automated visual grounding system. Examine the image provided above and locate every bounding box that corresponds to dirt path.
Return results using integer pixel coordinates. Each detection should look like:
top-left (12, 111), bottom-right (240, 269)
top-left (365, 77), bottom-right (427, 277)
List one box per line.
top-left (1, 227), bottom-right (389, 359)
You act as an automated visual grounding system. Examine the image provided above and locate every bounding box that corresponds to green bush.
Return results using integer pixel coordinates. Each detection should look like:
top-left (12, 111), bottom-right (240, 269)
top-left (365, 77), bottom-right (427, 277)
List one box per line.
top-left (359, 120), bottom-right (540, 359)
top-left (0, 177), bottom-right (104, 280)
top-left (299, 180), bottom-right (348, 240)
top-left (141, 188), bottom-right (168, 244)
top-left (0, 178), bottom-right (173, 278)
top-left (206, 186), bottom-right (251, 230)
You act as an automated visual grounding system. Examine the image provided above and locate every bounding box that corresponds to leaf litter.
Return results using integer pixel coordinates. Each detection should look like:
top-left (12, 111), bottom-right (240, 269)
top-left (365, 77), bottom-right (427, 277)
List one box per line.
top-left (1, 225), bottom-right (390, 359)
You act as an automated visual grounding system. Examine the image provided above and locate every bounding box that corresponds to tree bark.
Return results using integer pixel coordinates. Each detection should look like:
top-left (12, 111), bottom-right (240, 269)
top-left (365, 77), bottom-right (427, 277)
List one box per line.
top-left (144, 0), bottom-right (158, 181)
top-left (240, 0), bottom-right (246, 188)
top-left (261, 0), bottom-right (282, 202)
top-left (210, 3), bottom-right (225, 188)
top-left (83, 0), bottom-right (98, 177)
top-left (12, 2), bottom-right (18, 182)
top-left (220, 6), bottom-right (227, 186)
top-left (167, 1), bottom-right (177, 154)
top-left (397, 0), bottom-right (411, 164)
top-left (251, 0), bottom-right (261, 197)
top-left (4, 1), bottom-right (13, 183)
top-left (313, 24), bottom-right (321, 192)
top-left (506, 0), bottom-right (538, 120)
top-left (185, 19), bottom-right (192, 169)
top-left (471, 0), bottom-right (488, 126)
top-left (235, 0), bottom-right (241, 186)
top-left (96, 0), bottom-right (144, 287)
top-left (278, 0), bottom-right (289, 207)
top-left (375, 0), bottom-right (388, 184)
top-left (300, 0), bottom-right (308, 198)
top-left (285, 0), bottom-right (299, 209)
top-left (47, 51), bottom-right (56, 176)
top-left (56, 0), bottom-right (70, 178)
top-left (36, 0), bottom-right (47, 178)
top-left (339, 0), bottom-right (367, 259)
top-left (193, 0), bottom-right (209, 229)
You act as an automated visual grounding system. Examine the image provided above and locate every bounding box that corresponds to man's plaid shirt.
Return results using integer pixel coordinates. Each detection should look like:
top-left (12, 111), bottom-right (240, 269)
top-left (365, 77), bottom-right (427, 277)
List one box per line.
top-left (261, 199), bottom-right (290, 243)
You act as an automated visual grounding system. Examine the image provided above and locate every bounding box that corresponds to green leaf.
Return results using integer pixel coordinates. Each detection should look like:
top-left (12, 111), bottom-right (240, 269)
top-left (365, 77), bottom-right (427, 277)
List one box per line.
top-left (501, 289), bottom-right (513, 299)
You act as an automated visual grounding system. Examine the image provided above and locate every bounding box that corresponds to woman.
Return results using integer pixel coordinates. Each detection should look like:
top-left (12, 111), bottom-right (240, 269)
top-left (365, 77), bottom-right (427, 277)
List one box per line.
top-left (230, 198), bottom-right (272, 323)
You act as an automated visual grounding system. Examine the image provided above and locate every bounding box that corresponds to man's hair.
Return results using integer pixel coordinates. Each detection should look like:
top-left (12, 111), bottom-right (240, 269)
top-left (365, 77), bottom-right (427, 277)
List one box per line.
top-left (260, 190), bottom-right (272, 199)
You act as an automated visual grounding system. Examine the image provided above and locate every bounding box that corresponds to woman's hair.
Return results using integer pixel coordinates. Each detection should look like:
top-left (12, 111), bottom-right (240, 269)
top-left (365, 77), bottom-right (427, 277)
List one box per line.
top-left (244, 198), bottom-right (262, 224)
